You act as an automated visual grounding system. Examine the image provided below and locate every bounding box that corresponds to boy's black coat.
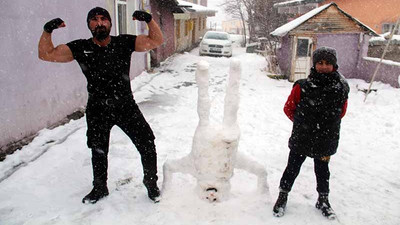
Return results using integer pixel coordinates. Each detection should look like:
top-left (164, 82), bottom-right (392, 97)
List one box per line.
top-left (289, 68), bottom-right (349, 158)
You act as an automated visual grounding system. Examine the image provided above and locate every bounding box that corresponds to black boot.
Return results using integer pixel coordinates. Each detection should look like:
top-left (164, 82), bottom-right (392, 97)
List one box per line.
top-left (316, 194), bottom-right (336, 219)
top-left (273, 191), bottom-right (288, 217)
top-left (82, 148), bottom-right (109, 204)
top-left (140, 144), bottom-right (160, 203)
top-left (144, 179), bottom-right (161, 203)
top-left (82, 185), bottom-right (109, 204)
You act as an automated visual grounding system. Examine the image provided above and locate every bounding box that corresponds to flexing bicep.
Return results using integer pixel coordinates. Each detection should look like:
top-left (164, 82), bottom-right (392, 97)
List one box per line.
top-left (39, 43), bottom-right (74, 63)
top-left (135, 35), bottom-right (156, 52)
top-left (133, 19), bottom-right (163, 52)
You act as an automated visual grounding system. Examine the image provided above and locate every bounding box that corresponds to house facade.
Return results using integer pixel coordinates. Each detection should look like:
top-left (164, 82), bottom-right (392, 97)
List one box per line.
top-left (150, 0), bottom-right (179, 67)
top-left (271, 3), bottom-right (400, 88)
top-left (222, 19), bottom-right (245, 35)
top-left (173, 1), bottom-right (216, 52)
top-left (275, 0), bottom-right (400, 34)
top-left (150, 0), bottom-right (215, 64)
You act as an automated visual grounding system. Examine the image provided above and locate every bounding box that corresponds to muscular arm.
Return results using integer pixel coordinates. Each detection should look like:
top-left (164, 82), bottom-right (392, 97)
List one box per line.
top-left (38, 31), bottom-right (74, 62)
top-left (38, 19), bottom-right (74, 63)
top-left (135, 19), bottom-right (164, 52)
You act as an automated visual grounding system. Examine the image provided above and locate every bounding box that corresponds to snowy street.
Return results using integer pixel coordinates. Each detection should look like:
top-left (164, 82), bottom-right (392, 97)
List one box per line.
top-left (0, 40), bottom-right (399, 225)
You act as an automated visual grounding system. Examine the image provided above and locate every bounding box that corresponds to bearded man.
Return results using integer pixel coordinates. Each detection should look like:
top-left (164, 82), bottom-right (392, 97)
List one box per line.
top-left (38, 7), bottom-right (163, 204)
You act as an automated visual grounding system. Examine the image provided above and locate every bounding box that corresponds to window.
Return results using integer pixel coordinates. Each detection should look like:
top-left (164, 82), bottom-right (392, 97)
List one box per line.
top-left (115, 0), bottom-right (127, 35)
top-left (198, 18), bottom-right (201, 31)
top-left (176, 20), bottom-right (181, 38)
top-left (382, 23), bottom-right (400, 35)
top-left (281, 7), bottom-right (288, 13)
top-left (299, 4), bottom-right (318, 14)
top-left (288, 7), bottom-right (298, 14)
top-left (296, 39), bottom-right (310, 57)
top-left (185, 20), bottom-right (189, 36)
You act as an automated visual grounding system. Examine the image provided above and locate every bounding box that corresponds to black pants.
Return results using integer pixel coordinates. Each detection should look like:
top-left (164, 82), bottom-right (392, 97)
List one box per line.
top-left (85, 97), bottom-right (158, 187)
top-left (279, 151), bottom-right (330, 194)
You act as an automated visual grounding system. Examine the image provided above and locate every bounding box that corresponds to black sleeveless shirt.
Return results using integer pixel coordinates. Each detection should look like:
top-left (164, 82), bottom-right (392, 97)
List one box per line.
top-left (67, 35), bottom-right (137, 100)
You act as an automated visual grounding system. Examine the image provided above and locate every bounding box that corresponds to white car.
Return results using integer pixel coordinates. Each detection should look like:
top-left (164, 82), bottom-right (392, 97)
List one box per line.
top-left (199, 31), bottom-right (233, 57)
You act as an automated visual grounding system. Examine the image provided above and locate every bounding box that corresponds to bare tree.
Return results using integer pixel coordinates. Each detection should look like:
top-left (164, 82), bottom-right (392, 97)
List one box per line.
top-left (220, 0), bottom-right (248, 46)
top-left (241, 0), bottom-right (257, 43)
top-left (221, 0), bottom-right (287, 45)
top-left (253, 0), bottom-right (287, 53)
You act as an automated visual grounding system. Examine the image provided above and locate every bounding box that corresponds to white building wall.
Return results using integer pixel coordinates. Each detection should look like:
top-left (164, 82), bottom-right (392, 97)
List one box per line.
top-left (0, 0), bottom-right (147, 151)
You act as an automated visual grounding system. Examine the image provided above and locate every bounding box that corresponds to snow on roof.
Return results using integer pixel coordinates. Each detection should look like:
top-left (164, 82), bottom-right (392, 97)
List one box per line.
top-left (364, 57), bottom-right (400, 67)
top-left (270, 3), bottom-right (332, 37)
top-left (177, 0), bottom-right (217, 13)
top-left (274, 0), bottom-right (303, 7)
top-left (274, 0), bottom-right (323, 8)
top-left (270, 3), bottom-right (378, 37)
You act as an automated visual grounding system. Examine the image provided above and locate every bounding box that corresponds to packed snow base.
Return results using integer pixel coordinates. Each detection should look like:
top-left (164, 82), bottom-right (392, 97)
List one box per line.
top-left (163, 59), bottom-right (269, 203)
top-left (1, 39), bottom-right (400, 225)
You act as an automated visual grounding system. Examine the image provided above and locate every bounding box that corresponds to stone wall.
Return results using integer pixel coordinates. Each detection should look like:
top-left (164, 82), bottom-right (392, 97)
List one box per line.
top-left (368, 44), bottom-right (400, 63)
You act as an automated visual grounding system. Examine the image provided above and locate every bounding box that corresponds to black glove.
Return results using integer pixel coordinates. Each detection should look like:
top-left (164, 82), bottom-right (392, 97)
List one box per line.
top-left (43, 18), bottom-right (64, 33)
top-left (132, 11), bottom-right (152, 23)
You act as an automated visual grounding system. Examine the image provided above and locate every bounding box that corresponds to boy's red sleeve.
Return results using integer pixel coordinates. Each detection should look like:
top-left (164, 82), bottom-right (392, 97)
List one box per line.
top-left (284, 84), bottom-right (301, 121)
top-left (341, 100), bottom-right (348, 118)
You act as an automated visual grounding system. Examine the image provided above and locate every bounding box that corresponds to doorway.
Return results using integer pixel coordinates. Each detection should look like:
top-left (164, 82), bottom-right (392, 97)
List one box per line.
top-left (292, 37), bottom-right (313, 81)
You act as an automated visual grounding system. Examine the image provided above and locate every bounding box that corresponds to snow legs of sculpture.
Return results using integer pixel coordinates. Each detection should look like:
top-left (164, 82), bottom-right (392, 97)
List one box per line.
top-left (162, 59), bottom-right (270, 202)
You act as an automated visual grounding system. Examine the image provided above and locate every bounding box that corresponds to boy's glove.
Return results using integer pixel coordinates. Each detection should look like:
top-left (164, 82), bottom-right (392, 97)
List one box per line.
top-left (43, 18), bottom-right (64, 33)
top-left (132, 11), bottom-right (152, 23)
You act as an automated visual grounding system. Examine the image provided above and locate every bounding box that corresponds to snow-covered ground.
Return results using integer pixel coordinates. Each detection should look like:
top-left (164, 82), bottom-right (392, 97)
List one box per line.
top-left (1, 37), bottom-right (399, 225)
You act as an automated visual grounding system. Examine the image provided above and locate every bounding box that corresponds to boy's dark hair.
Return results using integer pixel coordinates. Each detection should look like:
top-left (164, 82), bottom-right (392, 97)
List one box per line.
top-left (312, 47), bottom-right (338, 68)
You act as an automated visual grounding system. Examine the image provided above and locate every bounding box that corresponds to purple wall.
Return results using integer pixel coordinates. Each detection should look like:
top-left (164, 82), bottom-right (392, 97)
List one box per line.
top-left (357, 58), bottom-right (400, 88)
top-left (0, 0), bottom-right (148, 151)
top-left (276, 35), bottom-right (292, 76)
top-left (0, 0), bottom-right (104, 150)
top-left (317, 33), bottom-right (360, 78)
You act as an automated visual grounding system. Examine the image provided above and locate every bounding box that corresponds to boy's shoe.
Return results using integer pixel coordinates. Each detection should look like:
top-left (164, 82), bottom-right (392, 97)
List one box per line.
top-left (148, 186), bottom-right (161, 203)
top-left (144, 181), bottom-right (161, 203)
top-left (82, 186), bottom-right (109, 204)
top-left (315, 195), bottom-right (336, 220)
top-left (273, 192), bottom-right (288, 217)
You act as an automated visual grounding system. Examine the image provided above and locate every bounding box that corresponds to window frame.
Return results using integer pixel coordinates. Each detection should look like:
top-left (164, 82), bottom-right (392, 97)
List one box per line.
top-left (382, 23), bottom-right (400, 35)
top-left (115, 0), bottom-right (128, 35)
top-left (176, 19), bottom-right (181, 39)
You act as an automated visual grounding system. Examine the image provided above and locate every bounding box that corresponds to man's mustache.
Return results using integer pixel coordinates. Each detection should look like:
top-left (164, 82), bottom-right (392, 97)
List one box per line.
top-left (95, 26), bottom-right (106, 31)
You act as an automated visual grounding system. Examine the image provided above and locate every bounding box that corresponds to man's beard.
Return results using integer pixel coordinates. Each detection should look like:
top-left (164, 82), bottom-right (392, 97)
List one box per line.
top-left (91, 26), bottom-right (110, 41)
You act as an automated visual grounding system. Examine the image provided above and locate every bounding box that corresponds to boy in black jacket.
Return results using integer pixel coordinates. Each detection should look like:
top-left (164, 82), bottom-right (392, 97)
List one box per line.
top-left (273, 47), bottom-right (349, 219)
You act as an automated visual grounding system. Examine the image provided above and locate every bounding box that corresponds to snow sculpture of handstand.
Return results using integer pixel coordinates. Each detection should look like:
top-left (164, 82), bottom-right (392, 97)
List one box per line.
top-left (162, 59), bottom-right (270, 202)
